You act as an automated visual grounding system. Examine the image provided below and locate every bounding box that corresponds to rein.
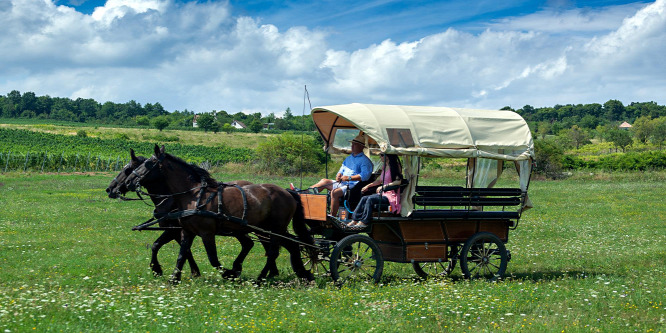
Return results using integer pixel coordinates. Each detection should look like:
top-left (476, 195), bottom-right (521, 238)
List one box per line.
top-left (131, 181), bottom-right (316, 248)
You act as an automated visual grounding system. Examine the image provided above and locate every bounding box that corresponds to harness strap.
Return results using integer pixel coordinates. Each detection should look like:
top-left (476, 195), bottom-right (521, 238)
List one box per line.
top-left (213, 183), bottom-right (249, 225)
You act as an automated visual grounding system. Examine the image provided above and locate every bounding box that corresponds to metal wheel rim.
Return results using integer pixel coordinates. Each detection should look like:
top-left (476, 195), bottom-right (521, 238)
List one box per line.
top-left (335, 241), bottom-right (378, 281)
top-left (465, 239), bottom-right (505, 279)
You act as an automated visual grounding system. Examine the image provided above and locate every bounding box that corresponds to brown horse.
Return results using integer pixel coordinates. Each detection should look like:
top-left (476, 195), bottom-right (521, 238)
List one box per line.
top-left (125, 145), bottom-right (313, 283)
top-left (106, 149), bottom-right (277, 279)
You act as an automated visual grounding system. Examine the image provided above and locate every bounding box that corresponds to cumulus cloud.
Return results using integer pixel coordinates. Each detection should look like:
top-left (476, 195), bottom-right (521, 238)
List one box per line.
top-left (0, 0), bottom-right (664, 115)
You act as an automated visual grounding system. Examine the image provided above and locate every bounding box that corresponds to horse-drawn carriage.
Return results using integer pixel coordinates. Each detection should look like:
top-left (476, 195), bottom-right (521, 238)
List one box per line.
top-left (298, 103), bottom-right (534, 283)
top-left (109, 103), bottom-right (534, 284)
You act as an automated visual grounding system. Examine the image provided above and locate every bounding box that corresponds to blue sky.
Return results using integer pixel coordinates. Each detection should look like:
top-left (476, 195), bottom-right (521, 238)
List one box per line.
top-left (3, 0), bottom-right (664, 115)
top-left (62, 0), bottom-right (650, 49)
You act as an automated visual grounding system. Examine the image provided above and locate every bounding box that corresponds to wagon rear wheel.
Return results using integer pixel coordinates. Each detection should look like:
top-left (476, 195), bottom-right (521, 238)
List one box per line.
top-left (330, 234), bottom-right (384, 284)
top-left (460, 232), bottom-right (507, 281)
top-left (412, 246), bottom-right (458, 278)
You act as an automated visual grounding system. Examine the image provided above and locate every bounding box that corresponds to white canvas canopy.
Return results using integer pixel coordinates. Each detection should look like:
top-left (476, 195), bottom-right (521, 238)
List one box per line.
top-left (312, 103), bottom-right (535, 161)
top-left (311, 103), bottom-right (535, 216)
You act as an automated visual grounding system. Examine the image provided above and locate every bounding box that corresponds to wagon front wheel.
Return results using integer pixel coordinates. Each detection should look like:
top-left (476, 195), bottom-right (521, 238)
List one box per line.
top-left (330, 234), bottom-right (384, 284)
top-left (300, 244), bottom-right (330, 277)
top-left (460, 232), bottom-right (507, 281)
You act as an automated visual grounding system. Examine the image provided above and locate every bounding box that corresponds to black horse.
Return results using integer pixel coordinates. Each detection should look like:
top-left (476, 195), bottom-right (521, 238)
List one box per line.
top-left (106, 149), bottom-right (278, 279)
top-left (125, 145), bottom-right (314, 283)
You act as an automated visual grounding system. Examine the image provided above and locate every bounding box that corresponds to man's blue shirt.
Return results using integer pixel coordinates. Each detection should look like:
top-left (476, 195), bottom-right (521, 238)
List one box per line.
top-left (338, 152), bottom-right (373, 188)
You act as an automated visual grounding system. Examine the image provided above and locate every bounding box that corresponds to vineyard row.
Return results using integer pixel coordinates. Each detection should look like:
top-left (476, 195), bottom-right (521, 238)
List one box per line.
top-left (0, 151), bottom-right (228, 173)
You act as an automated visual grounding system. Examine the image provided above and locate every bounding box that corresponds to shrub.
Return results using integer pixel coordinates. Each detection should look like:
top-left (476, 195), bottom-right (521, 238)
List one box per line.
top-left (113, 133), bottom-right (130, 140)
top-left (534, 139), bottom-right (565, 179)
top-left (254, 132), bottom-right (325, 175)
top-left (152, 116), bottom-right (170, 131)
top-left (76, 130), bottom-right (87, 137)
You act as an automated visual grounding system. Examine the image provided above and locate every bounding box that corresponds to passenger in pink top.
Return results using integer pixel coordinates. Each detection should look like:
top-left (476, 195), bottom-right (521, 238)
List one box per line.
top-left (348, 154), bottom-right (403, 228)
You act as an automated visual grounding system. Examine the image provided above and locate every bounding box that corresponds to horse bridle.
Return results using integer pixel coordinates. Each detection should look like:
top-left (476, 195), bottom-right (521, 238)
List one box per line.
top-left (128, 153), bottom-right (207, 202)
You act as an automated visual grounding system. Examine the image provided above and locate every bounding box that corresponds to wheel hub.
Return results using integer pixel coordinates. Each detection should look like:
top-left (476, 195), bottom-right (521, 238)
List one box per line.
top-left (354, 260), bottom-right (363, 268)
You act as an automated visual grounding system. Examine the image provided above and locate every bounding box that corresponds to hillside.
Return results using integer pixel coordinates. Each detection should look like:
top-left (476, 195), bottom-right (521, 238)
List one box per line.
top-left (0, 123), bottom-right (273, 150)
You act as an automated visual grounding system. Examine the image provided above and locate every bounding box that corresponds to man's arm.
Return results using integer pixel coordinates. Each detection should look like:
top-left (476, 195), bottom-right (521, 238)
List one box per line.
top-left (358, 157), bottom-right (374, 181)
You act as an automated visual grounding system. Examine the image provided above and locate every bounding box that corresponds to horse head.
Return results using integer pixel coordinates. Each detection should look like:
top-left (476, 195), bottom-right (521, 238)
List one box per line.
top-left (106, 149), bottom-right (146, 198)
top-left (125, 144), bottom-right (167, 192)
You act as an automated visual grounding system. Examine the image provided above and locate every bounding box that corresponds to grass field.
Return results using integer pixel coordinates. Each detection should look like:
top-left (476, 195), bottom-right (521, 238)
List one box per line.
top-left (0, 172), bottom-right (664, 332)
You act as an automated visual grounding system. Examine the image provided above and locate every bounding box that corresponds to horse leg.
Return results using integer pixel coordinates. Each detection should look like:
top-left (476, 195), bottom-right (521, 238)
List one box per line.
top-left (151, 230), bottom-right (201, 277)
top-left (199, 233), bottom-right (226, 279)
top-left (179, 230), bottom-right (201, 277)
top-left (261, 238), bottom-right (280, 278)
top-left (220, 233), bottom-right (254, 279)
top-left (169, 230), bottom-right (195, 284)
top-left (283, 234), bottom-right (314, 281)
top-left (258, 235), bottom-right (281, 280)
top-left (149, 231), bottom-right (173, 276)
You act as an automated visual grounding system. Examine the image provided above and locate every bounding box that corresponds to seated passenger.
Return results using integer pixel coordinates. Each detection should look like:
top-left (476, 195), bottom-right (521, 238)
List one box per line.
top-left (348, 153), bottom-right (402, 228)
top-left (309, 133), bottom-right (373, 216)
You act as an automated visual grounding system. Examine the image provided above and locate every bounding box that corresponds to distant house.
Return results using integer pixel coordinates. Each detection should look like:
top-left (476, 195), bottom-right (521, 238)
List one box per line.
top-left (231, 120), bottom-right (247, 129)
top-left (619, 121), bottom-right (632, 130)
top-left (263, 123), bottom-right (275, 130)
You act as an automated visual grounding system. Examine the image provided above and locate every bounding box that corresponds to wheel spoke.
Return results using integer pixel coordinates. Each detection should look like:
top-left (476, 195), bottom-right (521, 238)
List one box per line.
top-left (468, 262), bottom-right (480, 274)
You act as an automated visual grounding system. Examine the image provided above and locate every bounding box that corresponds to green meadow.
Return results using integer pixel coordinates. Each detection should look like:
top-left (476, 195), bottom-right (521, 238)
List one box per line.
top-left (0, 172), bottom-right (664, 332)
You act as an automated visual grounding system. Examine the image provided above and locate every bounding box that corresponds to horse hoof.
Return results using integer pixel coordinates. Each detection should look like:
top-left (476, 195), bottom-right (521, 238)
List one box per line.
top-left (151, 265), bottom-right (163, 276)
top-left (221, 268), bottom-right (241, 279)
top-left (191, 271), bottom-right (201, 278)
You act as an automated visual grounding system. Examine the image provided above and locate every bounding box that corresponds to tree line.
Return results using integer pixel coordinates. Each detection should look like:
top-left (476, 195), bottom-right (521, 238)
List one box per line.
top-left (1, 90), bottom-right (665, 147)
top-left (0, 90), bottom-right (315, 132)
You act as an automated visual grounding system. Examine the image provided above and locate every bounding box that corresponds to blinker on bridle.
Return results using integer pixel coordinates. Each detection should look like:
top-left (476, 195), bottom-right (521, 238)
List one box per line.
top-left (129, 153), bottom-right (164, 190)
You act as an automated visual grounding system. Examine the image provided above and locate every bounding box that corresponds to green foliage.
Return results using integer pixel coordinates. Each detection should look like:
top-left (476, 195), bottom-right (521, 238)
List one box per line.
top-left (534, 139), bottom-right (564, 179)
top-left (254, 132), bottom-right (324, 175)
top-left (222, 123), bottom-right (234, 134)
top-left (564, 125), bottom-right (591, 149)
top-left (135, 116), bottom-right (150, 126)
top-left (151, 116), bottom-right (170, 131)
top-left (652, 118), bottom-right (666, 149)
top-left (563, 151), bottom-right (666, 171)
top-left (195, 113), bottom-right (216, 132)
top-left (607, 128), bottom-right (633, 152)
top-left (603, 99), bottom-right (625, 121)
top-left (76, 129), bottom-right (87, 137)
top-left (536, 121), bottom-right (551, 139)
top-left (632, 116), bottom-right (653, 143)
top-left (113, 133), bottom-right (130, 140)
top-left (249, 118), bottom-right (263, 133)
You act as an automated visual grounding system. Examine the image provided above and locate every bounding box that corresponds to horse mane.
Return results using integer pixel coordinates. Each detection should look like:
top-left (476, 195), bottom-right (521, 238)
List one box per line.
top-left (164, 153), bottom-right (217, 185)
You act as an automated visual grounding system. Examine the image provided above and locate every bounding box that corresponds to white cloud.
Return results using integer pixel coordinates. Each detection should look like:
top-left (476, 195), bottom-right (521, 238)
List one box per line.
top-left (488, 2), bottom-right (649, 33)
top-left (0, 0), bottom-right (665, 115)
top-left (91, 0), bottom-right (168, 25)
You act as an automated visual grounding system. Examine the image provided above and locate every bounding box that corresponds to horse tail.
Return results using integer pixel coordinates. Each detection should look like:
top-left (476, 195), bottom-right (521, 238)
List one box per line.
top-left (287, 189), bottom-right (314, 245)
